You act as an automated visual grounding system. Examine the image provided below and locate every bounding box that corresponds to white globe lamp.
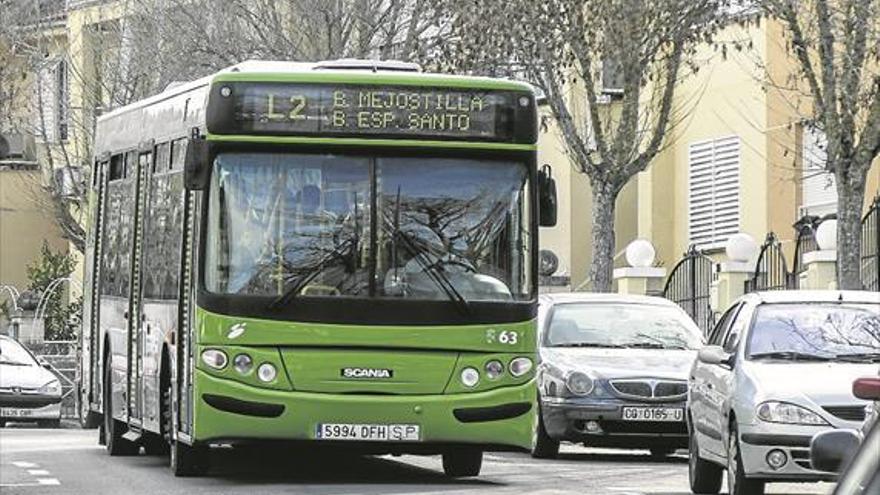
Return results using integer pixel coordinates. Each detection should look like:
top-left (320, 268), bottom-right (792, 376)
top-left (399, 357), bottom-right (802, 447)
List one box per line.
top-left (625, 239), bottom-right (656, 268)
top-left (816, 219), bottom-right (837, 251)
top-left (725, 233), bottom-right (758, 262)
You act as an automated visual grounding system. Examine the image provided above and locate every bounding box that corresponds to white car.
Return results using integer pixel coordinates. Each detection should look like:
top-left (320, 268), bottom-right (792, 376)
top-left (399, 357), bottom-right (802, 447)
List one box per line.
top-left (0, 335), bottom-right (63, 427)
top-left (687, 291), bottom-right (880, 495)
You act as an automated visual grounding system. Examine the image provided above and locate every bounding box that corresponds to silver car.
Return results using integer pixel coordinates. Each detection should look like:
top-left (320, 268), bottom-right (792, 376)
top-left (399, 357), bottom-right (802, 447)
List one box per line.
top-left (687, 291), bottom-right (880, 495)
top-left (533, 293), bottom-right (704, 459)
top-left (0, 335), bottom-right (63, 427)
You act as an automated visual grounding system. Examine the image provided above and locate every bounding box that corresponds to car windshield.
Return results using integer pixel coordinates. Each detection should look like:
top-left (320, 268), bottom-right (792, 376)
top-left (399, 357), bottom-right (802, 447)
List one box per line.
top-left (747, 303), bottom-right (880, 360)
top-left (205, 153), bottom-right (532, 302)
top-left (0, 339), bottom-right (38, 366)
top-left (544, 303), bottom-right (703, 349)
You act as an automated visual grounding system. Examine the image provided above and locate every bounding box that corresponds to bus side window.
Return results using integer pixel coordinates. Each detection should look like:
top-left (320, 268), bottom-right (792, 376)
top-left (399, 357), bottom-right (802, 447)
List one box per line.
top-left (154, 143), bottom-right (171, 174)
top-left (170, 138), bottom-right (187, 170)
top-left (109, 155), bottom-right (124, 182)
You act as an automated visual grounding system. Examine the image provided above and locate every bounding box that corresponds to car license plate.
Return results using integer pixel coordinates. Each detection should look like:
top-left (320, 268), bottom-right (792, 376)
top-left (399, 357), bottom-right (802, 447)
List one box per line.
top-left (621, 407), bottom-right (683, 422)
top-left (0, 408), bottom-right (34, 418)
top-left (316, 423), bottom-right (420, 442)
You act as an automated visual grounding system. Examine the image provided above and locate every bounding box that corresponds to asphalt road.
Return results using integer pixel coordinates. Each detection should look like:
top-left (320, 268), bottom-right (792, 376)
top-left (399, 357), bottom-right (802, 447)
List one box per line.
top-left (0, 425), bottom-right (836, 495)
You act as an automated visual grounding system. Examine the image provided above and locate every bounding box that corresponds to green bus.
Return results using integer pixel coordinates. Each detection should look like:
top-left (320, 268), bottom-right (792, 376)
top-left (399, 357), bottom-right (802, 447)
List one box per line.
top-left (79, 59), bottom-right (555, 477)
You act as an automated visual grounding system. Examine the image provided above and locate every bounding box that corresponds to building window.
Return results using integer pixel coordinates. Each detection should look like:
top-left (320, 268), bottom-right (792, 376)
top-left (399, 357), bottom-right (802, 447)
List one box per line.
top-left (800, 125), bottom-right (837, 217)
top-left (688, 135), bottom-right (741, 249)
top-left (35, 58), bottom-right (69, 143)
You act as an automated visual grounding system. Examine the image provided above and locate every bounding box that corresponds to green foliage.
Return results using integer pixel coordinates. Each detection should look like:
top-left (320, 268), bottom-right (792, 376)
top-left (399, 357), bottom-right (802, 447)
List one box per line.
top-left (25, 241), bottom-right (79, 341)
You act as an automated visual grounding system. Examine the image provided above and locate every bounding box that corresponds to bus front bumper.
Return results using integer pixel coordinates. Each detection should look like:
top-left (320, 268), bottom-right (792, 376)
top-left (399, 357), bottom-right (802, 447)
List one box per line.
top-left (193, 370), bottom-right (536, 452)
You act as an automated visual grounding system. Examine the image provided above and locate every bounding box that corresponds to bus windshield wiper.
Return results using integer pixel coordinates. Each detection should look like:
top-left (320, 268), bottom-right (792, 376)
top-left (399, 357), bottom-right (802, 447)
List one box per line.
top-left (750, 351), bottom-right (834, 362)
top-left (391, 228), bottom-right (470, 315)
top-left (268, 238), bottom-right (356, 309)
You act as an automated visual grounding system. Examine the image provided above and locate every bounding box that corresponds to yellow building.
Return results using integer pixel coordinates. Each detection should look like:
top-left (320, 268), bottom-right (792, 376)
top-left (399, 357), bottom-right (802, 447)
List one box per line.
top-left (539, 18), bottom-right (880, 290)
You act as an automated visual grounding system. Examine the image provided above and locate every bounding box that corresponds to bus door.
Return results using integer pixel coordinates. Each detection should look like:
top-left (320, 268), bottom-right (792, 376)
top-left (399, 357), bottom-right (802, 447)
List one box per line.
top-left (126, 148), bottom-right (152, 425)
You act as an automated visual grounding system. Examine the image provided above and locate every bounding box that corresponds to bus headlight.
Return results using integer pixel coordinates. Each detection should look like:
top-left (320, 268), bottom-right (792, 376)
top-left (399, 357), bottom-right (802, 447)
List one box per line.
top-left (485, 360), bottom-right (504, 380)
top-left (460, 367), bottom-right (480, 387)
top-left (257, 363), bottom-right (278, 383)
top-left (201, 349), bottom-right (228, 370)
top-left (509, 357), bottom-right (533, 377)
top-left (233, 354), bottom-right (253, 375)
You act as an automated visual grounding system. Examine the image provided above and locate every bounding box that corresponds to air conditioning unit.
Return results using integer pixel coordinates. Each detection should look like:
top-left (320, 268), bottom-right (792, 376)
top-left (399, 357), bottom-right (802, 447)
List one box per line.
top-left (0, 133), bottom-right (26, 159)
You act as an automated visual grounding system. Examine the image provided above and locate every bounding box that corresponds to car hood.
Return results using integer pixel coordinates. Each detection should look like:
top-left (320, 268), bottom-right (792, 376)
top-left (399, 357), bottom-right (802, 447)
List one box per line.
top-left (0, 363), bottom-right (57, 389)
top-left (540, 347), bottom-right (698, 380)
top-left (745, 361), bottom-right (880, 404)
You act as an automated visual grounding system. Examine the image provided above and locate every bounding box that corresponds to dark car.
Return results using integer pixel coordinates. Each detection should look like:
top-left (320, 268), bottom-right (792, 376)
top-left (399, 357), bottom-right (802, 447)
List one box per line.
top-left (533, 293), bottom-right (703, 459)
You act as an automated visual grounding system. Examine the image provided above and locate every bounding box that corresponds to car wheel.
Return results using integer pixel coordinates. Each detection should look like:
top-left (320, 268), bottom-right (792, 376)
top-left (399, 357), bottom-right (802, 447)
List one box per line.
top-left (688, 429), bottom-right (722, 494)
top-left (727, 427), bottom-right (765, 495)
top-left (0, 420), bottom-right (6, 428)
top-left (531, 408), bottom-right (560, 459)
top-left (103, 362), bottom-right (139, 456)
top-left (442, 448), bottom-right (482, 477)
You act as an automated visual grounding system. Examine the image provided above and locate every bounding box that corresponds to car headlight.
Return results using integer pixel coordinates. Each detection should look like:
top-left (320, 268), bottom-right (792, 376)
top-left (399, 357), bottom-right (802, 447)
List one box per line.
top-left (756, 401), bottom-right (829, 426)
top-left (39, 380), bottom-right (62, 396)
top-left (565, 371), bottom-right (594, 396)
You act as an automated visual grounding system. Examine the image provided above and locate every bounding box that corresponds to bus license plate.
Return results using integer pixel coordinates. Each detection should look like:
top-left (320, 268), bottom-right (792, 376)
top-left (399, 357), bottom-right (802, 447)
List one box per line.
top-left (0, 408), bottom-right (34, 418)
top-left (316, 423), bottom-right (420, 442)
top-left (621, 407), bottom-right (683, 422)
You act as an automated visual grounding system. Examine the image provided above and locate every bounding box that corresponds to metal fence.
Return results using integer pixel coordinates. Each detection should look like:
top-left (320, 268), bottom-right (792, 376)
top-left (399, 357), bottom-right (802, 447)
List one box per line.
top-left (862, 197), bottom-right (879, 291)
top-left (662, 246), bottom-right (717, 333)
top-left (745, 233), bottom-right (796, 292)
top-left (26, 340), bottom-right (78, 419)
top-left (792, 216), bottom-right (822, 285)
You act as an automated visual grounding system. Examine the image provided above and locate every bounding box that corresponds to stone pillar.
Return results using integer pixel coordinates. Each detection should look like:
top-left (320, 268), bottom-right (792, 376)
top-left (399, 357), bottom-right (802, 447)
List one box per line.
top-left (711, 262), bottom-right (751, 313)
top-left (802, 250), bottom-right (838, 290)
top-left (614, 266), bottom-right (668, 296)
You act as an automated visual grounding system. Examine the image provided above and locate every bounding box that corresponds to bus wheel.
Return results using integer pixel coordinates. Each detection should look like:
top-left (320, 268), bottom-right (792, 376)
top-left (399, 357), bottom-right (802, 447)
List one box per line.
top-left (103, 363), bottom-right (138, 456)
top-left (143, 432), bottom-right (169, 455)
top-left (164, 383), bottom-right (208, 476)
top-left (80, 398), bottom-right (102, 429)
top-left (442, 448), bottom-right (482, 477)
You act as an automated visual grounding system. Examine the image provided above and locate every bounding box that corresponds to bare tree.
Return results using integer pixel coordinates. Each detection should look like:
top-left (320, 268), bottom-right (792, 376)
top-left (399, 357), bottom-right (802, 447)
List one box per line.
top-left (443, 0), bottom-right (730, 291)
top-left (760, 0), bottom-right (880, 289)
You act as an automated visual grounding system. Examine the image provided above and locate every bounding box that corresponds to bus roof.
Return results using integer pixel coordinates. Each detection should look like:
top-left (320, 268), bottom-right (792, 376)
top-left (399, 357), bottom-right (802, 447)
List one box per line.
top-left (97, 59), bottom-right (535, 124)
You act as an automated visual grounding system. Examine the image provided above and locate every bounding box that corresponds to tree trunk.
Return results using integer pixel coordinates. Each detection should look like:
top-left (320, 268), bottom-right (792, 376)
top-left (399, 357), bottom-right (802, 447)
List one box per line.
top-left (835, 166), bottom-right (867, 290)
top-left (588, 180), bottom-right (618, 292)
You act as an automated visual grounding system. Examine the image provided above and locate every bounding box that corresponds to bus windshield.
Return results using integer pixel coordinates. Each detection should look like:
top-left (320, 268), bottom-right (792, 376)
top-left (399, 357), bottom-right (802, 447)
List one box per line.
top-left (204, 153), bottom-right (532, 303)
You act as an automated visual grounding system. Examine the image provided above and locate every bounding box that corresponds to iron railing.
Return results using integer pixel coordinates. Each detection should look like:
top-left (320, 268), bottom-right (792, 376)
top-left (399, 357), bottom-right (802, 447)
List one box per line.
top-left (745, 232), bottom-right (797, 292)
top-left (862, 196), bottom-right (880, 291)
top-left (662, 246), bottom-right (717, 333)
top-left (26, 340), bottom-right (78, 419)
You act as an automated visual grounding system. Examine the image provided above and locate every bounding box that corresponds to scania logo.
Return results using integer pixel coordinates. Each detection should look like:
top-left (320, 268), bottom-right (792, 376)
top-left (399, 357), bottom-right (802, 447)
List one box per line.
top-left (341, 367), bottom-right (394, 379)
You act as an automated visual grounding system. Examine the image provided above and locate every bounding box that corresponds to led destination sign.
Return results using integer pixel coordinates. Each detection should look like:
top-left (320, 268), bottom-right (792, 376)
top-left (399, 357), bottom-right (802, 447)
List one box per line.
top-left (207, 82), bottom-right (534, 142)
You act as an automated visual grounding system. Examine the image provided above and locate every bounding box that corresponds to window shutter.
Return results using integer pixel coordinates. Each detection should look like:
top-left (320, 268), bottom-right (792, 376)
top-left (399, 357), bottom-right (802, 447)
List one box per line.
top-left (801, 125), bottom-right (837, 216)
top-left (35, 63), bottom-right (57, 143)
top-left (688, 136), bottom-right (741, 249)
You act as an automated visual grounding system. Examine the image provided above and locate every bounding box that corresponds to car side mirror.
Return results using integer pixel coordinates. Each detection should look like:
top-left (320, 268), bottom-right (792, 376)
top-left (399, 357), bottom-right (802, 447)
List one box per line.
top-left (697, 345), bottom-right (733, 367)
top-left (538, 164), bottom-right (557, 227)
top-left (810, 429), bottom-right (860, 473)
top-left (853, 377), bottom-right (880, 401)
top-left (184, 128), bottom-right (210, 191)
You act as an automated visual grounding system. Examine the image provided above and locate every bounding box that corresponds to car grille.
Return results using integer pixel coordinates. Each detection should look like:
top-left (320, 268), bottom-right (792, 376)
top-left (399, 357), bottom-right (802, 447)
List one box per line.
top-left (609, 379), bottom-right (688, 401)
top-left (822, 405), bottom-right (867, 422)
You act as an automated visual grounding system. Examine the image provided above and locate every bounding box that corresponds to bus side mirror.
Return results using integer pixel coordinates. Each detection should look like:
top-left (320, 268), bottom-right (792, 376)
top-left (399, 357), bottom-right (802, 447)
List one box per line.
top-left (184, 131), bottom-right (210, 190)
top-left (538, 164), bottom-right (557, 227)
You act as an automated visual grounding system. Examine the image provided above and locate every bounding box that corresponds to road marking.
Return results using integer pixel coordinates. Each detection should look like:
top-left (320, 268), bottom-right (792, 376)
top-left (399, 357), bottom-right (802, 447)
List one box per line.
top-left (37, 478), bottom-right (61, 485)
top-left (12, 462), bottom-right (37, 468)
top-left (27, 469), bottom-right (50, 475)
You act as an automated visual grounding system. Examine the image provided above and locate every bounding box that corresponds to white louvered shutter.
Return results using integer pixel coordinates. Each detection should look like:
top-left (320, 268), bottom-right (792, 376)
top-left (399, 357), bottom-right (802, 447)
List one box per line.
top-left (35, 63), bottom-right (57, 143)
top-left (801, 126), bottom-right (837, 216)
top-left (688, 136), bottom-right (741, 249)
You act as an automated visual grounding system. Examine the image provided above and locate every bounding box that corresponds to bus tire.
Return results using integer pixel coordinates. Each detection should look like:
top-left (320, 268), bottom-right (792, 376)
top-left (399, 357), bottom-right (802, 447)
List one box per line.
top-left (103, 362), bottom-right (139, 456)
top-left (143, 432), bottom-right (169, 455)
top-left (80, 398), bottom-right (102, 429)
top-left (442, 448), bottom-right (482, 477)
top-left (164, 381), bottom-right (208, 476)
